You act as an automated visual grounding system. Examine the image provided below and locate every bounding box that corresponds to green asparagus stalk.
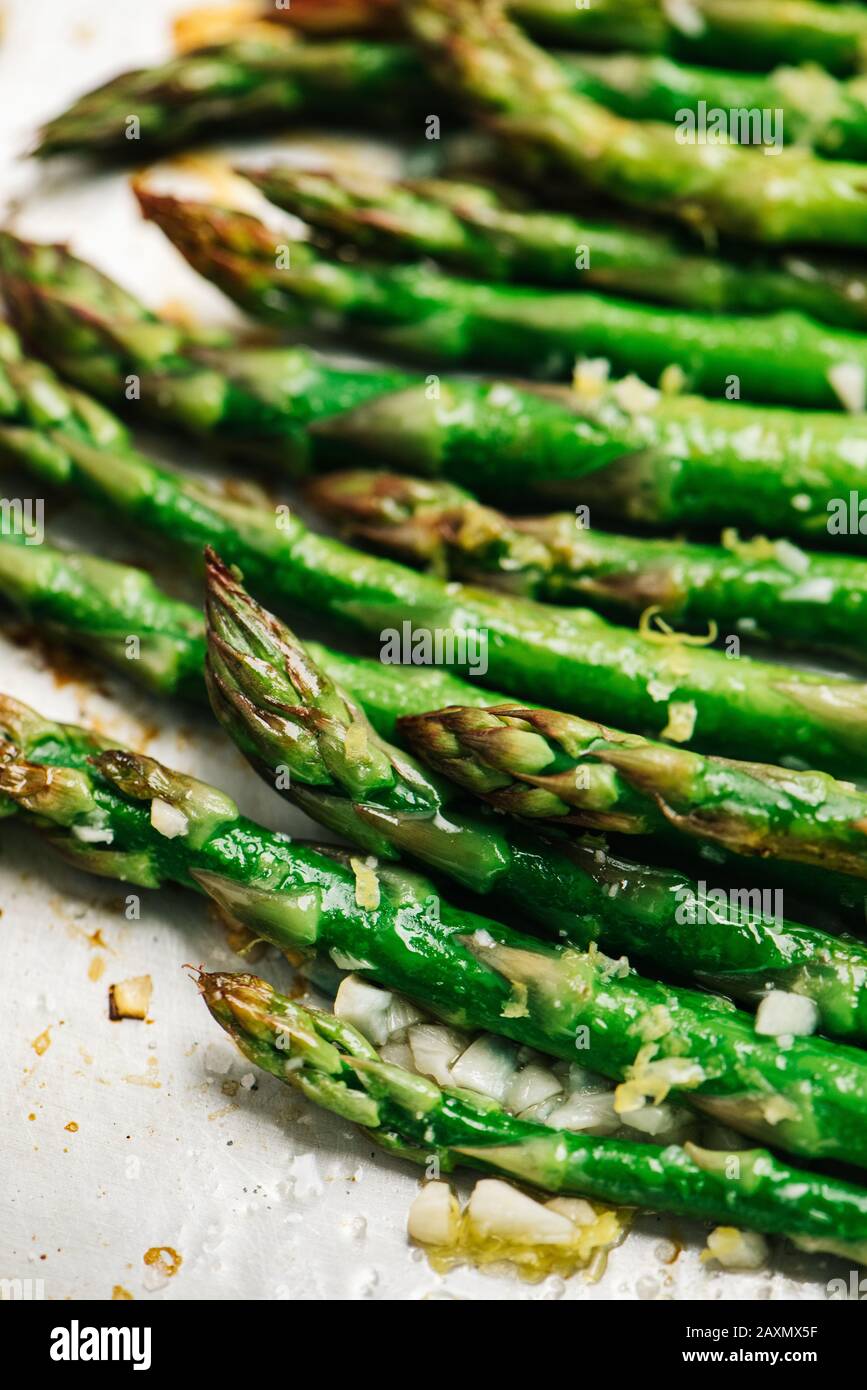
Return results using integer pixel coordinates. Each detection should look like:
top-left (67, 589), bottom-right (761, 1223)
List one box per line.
top-left (507, 0), bottom-right (867, 76)
top-left (0, 530), bottom-right (206, 700)
top-left (34, 32), bottom-right (440, 158)
top-left (399, 701), bottom-right (867, 880)
top-left (405, 0), bottom-right (867, 246)
top-left (275, 0), bottom-right (867, 79)
top-left (136, 186), bottom-right (867, 406)
top-left (202, 548), bottom-right (867, 1038)
top-left (308, 470), bottom-right (867, 666)
top-left (3, 528), bottom-right (864, 1036)
top-left (241, 164), bottom-right (867, 322)
top-left (559, 52), bottom-right (867, 162)
top-left (200, 969), bottom-right (867, 1265)
top-left (3, 691), bottom-right (867, 1167)
top-left (49, 3), bottom-right (867, 167)
top-left (6, 365), bottom-right (867, 778)
top-left (5, 234), bottom-right (867, 541)
top-left (0, 526), bottom-right (506, 731)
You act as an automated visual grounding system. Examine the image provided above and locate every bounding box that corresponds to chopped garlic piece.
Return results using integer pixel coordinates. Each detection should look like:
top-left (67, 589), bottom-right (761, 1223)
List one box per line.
top-left (150, 797), bottom-right (189, 839)
top-left (109, 975), bottom-right (152, 1021)
top-left (547, 1091), bottom-right (619, 1134)
top-left (72, 822), bottom-right (114, 844)
top-left (334, 974), bottom-right (393, 1046)
top-left (505, 1063), bottom-right (562, 1115)
top-left (571, 356), bottom-right (610, 406)
top-left (663, 0), bottom-right (705, 36)
top-left (408, 1182), bottom-right (460, 1246)
top-left (828, 362), bottom-right (865, 413)
top-left (621, 1103), bottom-right (680, 1137)
top-left (467, 1180), bottom-right (576, 1246)
top-left (702, 1226), bottom-right (768, 1270)
top-left (344, 720), bottom-right (369, 761)
top-left (659, 363), bottom-right (686, 395)
top-left (379, 1039), bottom-right (414, 1070)
top-left (755, 990), bottom-right (818, 1038)
top-left (350, 856), bottom-right (380, 909)
top-left (450, 1035), bottom-right (519, 1103)
top-left (661, 700), bottom-right (697, 743)
top-left (408, 1023), bottom-right (468, 1086)
top-left (546, 1197), bottom-right (597, 1226)
top-left (615, 1047), bottom-right (705, 1114)
top-left (612, 373), bottom-right (660, 415)
top-left (773, 538), bottom-right (810, 575)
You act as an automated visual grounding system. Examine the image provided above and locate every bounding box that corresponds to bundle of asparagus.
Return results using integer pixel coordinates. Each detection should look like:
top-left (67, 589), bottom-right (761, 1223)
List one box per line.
top-left (133, 184), bottom-right (867, 404)
top-left (307, 469), bottom-right (867, 666)
top-left (3, 689), bottom-right (867, 1172)
top-left (3, 323), bottom-right (867, 775)
top-left (5, 234), bottom-right (867, 542)
top-left (4, 523), bottom-right (867, 1038)
top-left (11, 0), bottom-right (867, 1286)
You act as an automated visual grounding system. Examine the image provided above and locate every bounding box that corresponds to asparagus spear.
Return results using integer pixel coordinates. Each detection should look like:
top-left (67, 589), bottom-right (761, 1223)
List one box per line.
top-left (0, 526), bottom-right (506, 731)
top-left (2, 691), bottom-right (866, 1166)
top-left (6, 365), bottom-right (867, 777)
top-left (34, 0), bottom-right (867, 189)
top-left (274, 0), bottom-right (867, 79)
top-left (399, 701), bottom-right (867, 880)
top-left (308, 470), bottom-right (867, 666)
top-left (136, 186), bottom-right (867, 406)
top-left (34, 33), bottom-right (439, 158)
top-left (203, 549), bottom-right (867, 1037)
top-left (508, 0), bottom-right (867, 76)
top-left (405, 0), bottom-right (867, 246)
top-left (5, 234), bottom-right (867, 541)
top-left (200, 969), bottom-right (867, 1265)
top-left (0, 531), bottom-right (206, 700)
top-left (241, 164), bottom-right (867, 323)
top-left (3, 529), bottom-right (864, 1036)
top-left (559, 52), bottom-right (867, 162)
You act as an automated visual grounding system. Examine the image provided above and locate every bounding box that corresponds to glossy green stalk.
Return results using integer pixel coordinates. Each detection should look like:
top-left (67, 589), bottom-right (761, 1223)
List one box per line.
top-left (200, 969), bottom-right (867, 1265)
top-left (308, 469), bottom-right (867, 666)
top-left (5, 234), bottom-right (867, 540)
top-left (508, 0), bottom-right (867, 76)
top-left (34, 33), bottom-right (439, 158)
top-left (562, 53), bottom-right (867, 162)
top-left (245, 164), bottom-right (867, 323)
top-left (406, 0), bottom-right (867, 246)
top-left (0, 531), bottom-right (205, 700)
top-left (400, 702), bottom-right (867, 880)
top-left (2, 691), bottom-right (866, 1167)
top-left (276, 0), bottom-right (867, 78)
top-left (2, 533), bottom-right (864, 1037)
top-left (137, 187), bottom-right (867, 405)
top-left (7, 379), bottom-right (867, 777)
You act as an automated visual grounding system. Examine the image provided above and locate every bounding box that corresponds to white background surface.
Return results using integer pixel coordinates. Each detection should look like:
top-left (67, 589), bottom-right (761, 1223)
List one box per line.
top-left (0, 0), bottom-right (849, 1301)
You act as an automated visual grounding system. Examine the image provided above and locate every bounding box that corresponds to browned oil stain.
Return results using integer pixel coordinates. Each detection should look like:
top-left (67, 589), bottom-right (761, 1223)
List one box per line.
top-left (64, 1121), bottom-right (79, 1134)
top-left (32, 1027), bottom-right (51, 1056)
top-left (7, 623), bottom-right (110, 693)
top-left (88, 957), bottom-right (105, 983)
top-left (143, 1247), bottom-right (182, 1278)
top-left (112, 1285), bottom-right (134, 1300)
